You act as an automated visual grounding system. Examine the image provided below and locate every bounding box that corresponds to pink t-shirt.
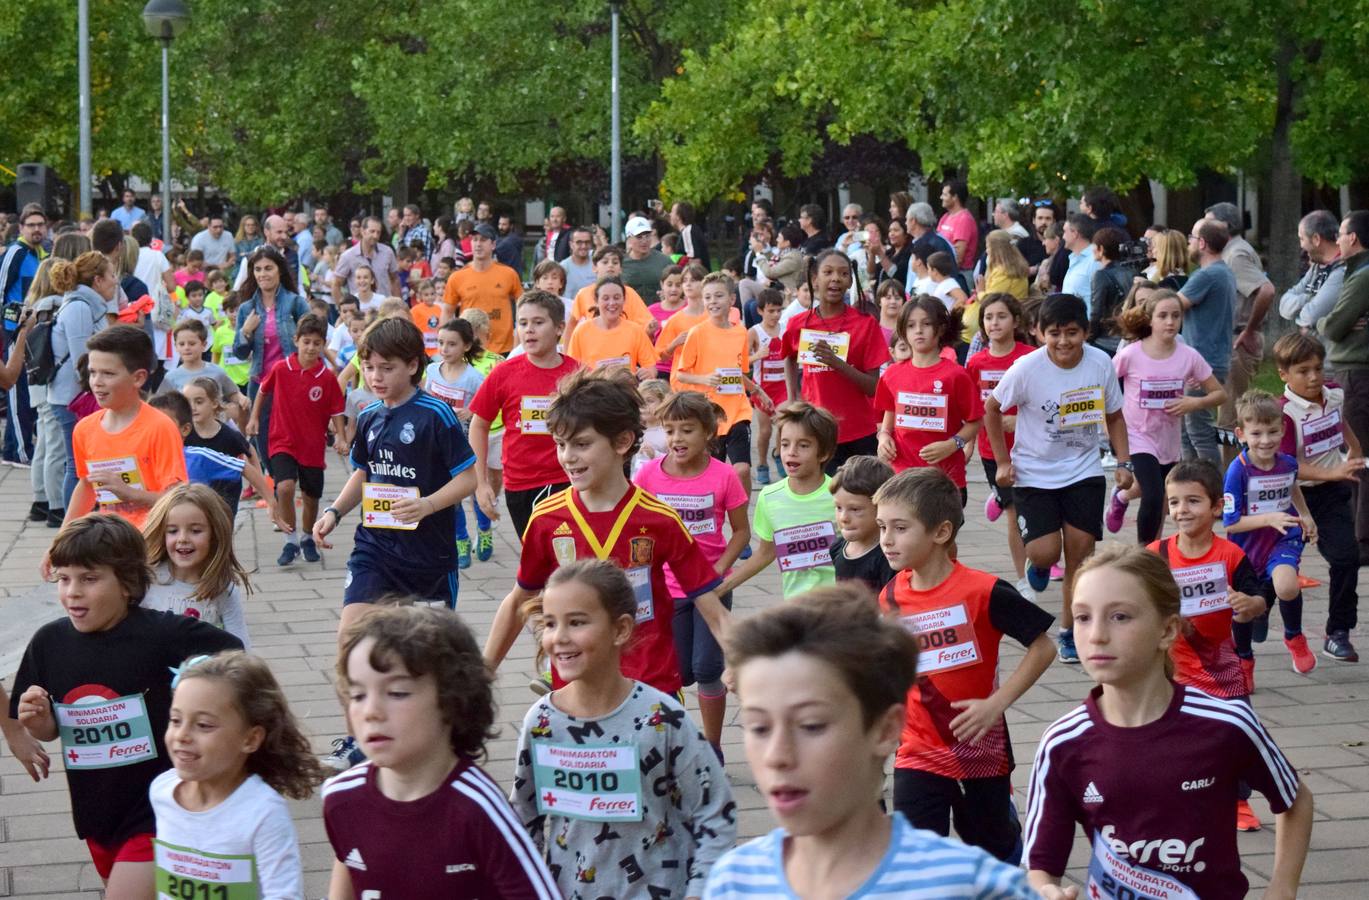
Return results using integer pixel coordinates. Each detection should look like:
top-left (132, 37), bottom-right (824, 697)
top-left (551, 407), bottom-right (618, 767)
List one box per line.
top-left (1114, 341), bottom-right (1212, 464)
top-left (633, 456), bottom-right (747, 597)
top-left (936, 208), bottom-right (978, 269)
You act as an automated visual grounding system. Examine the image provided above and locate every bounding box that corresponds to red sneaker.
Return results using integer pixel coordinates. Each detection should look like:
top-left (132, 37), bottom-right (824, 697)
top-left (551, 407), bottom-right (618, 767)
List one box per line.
top-left (241, 485), bottom-right (257, 501)
top-left (1240, 657), bottom-right (1256, 695)
top-left (1235, 799), bottom-right (1261, 832)
top-left (1285, 634), bottom-right (1318, 675)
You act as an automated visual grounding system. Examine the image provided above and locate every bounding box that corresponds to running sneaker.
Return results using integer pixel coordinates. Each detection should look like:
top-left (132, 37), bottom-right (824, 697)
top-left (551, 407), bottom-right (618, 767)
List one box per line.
top-left (241, 485), bottom-right (257, 501)
top-left (1050, 564), bottom-right (1065, 581)
top-left (1235, 799), bottom-right (1262, 832)
top-left (456, 539), bottom-right (472, 570)
top-left (529, 671), bottom-right (553, 696)
top-left (476, 529), bottom-right (494, 562)
top-left (277, 542), bottom-right (300, 566)
top-left (1026, 565), bottom-right (1051, 593)
top-left (1100, 450), bottom-right (1117, 470)
top-left (755, 464), bottom-right (771, 486)
top-left (1104, 489), bottom-right (1129, 534)
top-left (984, 491), bottom-right (1003, 523)
top-left (300, 536), bottom-right (320, 563)
top-left (1324, 630), bottom-right (1360, 663)
top-left (1057, 629), bottom-right (1080, 664)
top-left (323, 736), bottom-right (366, 771)
top-left (1240, 656), bottom-right (1256, 694)
top-left (28, 501), bottom-right (47, 522)
top-left (1285, 634), bottom-right (1318, 674)
top-left (1014, 577), bottom-right (1037, 603)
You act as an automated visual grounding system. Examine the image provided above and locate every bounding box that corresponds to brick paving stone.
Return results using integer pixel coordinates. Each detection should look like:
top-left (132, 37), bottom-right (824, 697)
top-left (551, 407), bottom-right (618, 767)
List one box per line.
top-left (0, 460), bottom-right (1364, 895)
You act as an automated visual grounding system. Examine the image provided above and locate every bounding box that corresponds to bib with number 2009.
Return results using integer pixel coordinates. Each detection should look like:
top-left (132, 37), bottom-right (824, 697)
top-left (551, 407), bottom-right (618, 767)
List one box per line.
top-left (155, 840), bottom-right (258, 900)
top-left (531, 743), bottom-right (644, 822)
top-left (55, 693), bottom-right (157, 770)
top-left (773, 521), bottom-right (835, 572)
top-left (899, 604), bottom-right (981, 675)
top-left (563, 491), bottom-right (654, 621)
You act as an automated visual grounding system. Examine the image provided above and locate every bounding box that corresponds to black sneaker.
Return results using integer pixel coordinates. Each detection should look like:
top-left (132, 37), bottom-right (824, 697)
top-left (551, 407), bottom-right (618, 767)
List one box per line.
top-left (277, 542), bottom-right (301, 566)
top-left (28, 501), bottom-right (48, 522)
top-left (300, 536), bottom-right (320, 563)
top-left (46, 509), bottom-right (64, 528)
top-left (1324, 631), bottom-right (1360, 663)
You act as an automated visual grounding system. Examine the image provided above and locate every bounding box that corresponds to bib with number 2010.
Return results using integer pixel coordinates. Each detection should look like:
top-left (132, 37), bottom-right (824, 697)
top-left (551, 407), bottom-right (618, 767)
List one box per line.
top-left (155, 840), bottom-right (258, 900)
top-left (55, 693), bottom-right (157, 770)
top-left (531, 743), bottom-right (644, 822)
top-left (1086, 831), bottom-right (1199, 900)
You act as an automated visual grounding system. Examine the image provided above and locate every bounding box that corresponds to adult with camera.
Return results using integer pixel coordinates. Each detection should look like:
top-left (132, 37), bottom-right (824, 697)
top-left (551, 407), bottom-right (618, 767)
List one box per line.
top-left (1089, 227), bottom-right (1136, 353)
top-left (0, 204), bottom-right (48, 464)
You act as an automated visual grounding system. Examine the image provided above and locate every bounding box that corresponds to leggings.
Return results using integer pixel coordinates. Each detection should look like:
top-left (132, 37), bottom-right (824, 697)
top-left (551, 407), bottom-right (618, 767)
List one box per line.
top-left (1132, 453), bottom-right (1173, 545)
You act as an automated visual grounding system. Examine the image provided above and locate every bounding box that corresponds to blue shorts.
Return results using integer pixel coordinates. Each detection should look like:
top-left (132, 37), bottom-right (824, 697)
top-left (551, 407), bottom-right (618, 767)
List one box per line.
top-left (343, 548), bottom-right (458, 608)
top-left (1254, 533), bottom-right (1304, 580)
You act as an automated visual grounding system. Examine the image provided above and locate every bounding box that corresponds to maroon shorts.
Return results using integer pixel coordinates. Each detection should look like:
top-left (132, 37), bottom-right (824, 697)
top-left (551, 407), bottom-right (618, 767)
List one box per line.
top-left (86, 832), bottom-right (154, 880)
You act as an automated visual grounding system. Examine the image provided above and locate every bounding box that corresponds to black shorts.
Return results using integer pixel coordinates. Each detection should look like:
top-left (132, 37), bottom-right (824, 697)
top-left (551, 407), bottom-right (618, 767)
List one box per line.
top-left (712, 420), bottom-right (752, 466)
top-left (269, 453), bottom-right (324, 499)
top-left (982, 458), bottom-right (1011, 506)
top-left (826, 433), bottom-right (879, 476)
top-left (1013, 477), bottom-right (1107, 543)
top-left (506, 482), bottom-right (570, 541)
top-left (892, 769), bottom-right (1019, 862)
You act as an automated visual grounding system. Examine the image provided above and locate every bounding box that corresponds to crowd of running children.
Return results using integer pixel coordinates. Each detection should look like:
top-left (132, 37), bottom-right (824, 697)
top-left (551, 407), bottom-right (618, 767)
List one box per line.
top-left (1, 228), bottom-right (1344, 898)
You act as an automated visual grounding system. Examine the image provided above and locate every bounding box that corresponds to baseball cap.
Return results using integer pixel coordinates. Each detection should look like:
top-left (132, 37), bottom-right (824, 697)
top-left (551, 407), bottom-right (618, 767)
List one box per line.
top-left (624, 216), bottom-right (653, 238)
top-left (472, 222), bottom-right (497, 241)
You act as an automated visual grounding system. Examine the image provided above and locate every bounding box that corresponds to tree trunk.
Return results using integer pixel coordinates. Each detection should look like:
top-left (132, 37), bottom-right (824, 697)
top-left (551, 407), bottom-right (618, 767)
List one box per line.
top-left (1266, 37), bottom-right (1301, 295)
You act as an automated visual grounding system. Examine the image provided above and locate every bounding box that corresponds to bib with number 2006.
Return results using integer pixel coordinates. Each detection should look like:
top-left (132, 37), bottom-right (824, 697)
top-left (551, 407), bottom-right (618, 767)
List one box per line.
top-left (900, 604), bottom-right (981, 675)
top-left (531, 743), bottom-right (644, 822)
top-left (1058, 386), bottom-right (1105, 429)
top-left (1086, 831), bottom-right (1199, 900)
top-left (155, 840), bottom-right (258, 900)
top-left (88, 456), bottom-right (144, 506)
top-left (55, 694), bottom-right (157, 770)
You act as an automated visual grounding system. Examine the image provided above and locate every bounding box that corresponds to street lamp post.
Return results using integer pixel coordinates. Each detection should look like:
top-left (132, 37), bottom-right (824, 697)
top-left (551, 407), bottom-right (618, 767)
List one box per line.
top-left (609, 1), bottom-right (622, 244)
top-left (141, 0), bottom-right (190, 246)
top-left (78, 0), bottom-right (91, 219)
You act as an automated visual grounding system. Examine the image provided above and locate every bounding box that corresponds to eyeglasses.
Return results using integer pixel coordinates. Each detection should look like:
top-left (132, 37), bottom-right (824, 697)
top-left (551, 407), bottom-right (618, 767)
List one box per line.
top-left (843, 214), bottom-right (861, 221)
top-left (1032, 200), bottom-right (1053, 208)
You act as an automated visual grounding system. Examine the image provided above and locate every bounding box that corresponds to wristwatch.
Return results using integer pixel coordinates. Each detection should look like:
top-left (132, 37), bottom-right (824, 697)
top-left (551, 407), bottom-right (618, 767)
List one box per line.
top-left (952, 435), bottom-right (967, 451)
top-left (1116, 460), bottom-right (1135, 473)
top-left (323, 506), bottom-right (342, 522)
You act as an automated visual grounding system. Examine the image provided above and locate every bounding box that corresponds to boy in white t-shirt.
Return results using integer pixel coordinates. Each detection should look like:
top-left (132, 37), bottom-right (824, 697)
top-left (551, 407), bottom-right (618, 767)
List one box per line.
top-left (984, 293), bottom-right (1133, 664)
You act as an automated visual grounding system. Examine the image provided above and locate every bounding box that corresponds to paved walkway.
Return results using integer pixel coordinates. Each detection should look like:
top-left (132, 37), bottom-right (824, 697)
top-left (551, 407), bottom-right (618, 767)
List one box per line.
top-left (0, 460), bottom-right (1365, 897)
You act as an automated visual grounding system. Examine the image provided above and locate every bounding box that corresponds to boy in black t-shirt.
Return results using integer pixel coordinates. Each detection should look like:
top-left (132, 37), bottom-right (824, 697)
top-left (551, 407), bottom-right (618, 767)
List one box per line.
top-left (12, 515), bottom-right (241, 894)
top-left (830, 455), bottom-right (897, 593)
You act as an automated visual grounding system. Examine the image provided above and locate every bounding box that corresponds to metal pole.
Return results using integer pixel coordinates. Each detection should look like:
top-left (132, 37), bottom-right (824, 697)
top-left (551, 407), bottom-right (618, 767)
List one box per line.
top-left (161, 38), bottom-right (172, 245)
top-left (610, 1), bottom-right (622, 243)
top-left (78, 0), bottom-right (92, 218)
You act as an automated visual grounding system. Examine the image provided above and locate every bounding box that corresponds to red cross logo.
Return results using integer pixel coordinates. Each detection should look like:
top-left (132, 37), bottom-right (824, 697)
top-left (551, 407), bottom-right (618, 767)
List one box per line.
top-left (1089, 881), bottom-right (1101, 899)
top-left (68, 749), bottom-right (80, 764)
top-left (366, 514), bottom-right (375, 523)
top-left (542, 791), bottom-right (557, 807)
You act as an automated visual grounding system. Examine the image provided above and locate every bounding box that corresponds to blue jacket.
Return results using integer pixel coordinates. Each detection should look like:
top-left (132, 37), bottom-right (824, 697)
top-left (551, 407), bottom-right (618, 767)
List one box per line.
top-left (232, 288), bottom-right (310, 381)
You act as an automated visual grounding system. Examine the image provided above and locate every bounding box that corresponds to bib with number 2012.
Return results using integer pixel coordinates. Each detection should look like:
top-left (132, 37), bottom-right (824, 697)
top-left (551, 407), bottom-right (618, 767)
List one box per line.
top-left (55, 693), bottom-right (157, 770)
top-left (155, 840), bottom-right (258, 900)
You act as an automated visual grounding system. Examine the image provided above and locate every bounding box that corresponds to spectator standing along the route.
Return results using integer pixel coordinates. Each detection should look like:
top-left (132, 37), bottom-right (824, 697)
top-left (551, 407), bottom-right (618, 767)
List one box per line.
top-left (330, 217), bottom-right (400, 303)
top-left (110, 189), bottom-right (147, 232)
top-left (797, 204), bottom-right (831, 256)
top-left (937, 180), bottom-right (978, 279)
top-left (559, 226), bottom-right (596, 298)
top-left (188, 214), bottom-right (236, 269)
top-left (670, 201), bottom-right (711, 272)
top-left (1279, 211), bottom-right (1344, 351)
top-left (493, 214), bottom-right (524, 274)
top-left (1178, 219), bottom-right (1237, 466)
top-left (621, 216), bottom-right (673, 304)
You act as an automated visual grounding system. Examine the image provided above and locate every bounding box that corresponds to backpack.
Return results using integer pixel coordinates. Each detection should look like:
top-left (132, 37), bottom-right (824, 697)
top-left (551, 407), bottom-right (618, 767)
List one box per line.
top-left (25, 302), bottom-right (67, 386)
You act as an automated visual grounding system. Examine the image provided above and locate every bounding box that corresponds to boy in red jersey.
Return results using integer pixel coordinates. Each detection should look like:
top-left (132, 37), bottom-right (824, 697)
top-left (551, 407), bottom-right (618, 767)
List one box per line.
top-left (468, 291), bottom-right (580, 538)
top-left (874, 467), bottom-right (1055, 861)
top-left (482, 368), bottom-right (731, 696)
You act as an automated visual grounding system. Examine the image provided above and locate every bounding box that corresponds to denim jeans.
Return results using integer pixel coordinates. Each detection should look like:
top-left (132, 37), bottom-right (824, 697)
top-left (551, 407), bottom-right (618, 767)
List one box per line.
top-left (51, 403), bottom-right (79, 508)
top-left (1182, 367), bottom-right (1227, 466)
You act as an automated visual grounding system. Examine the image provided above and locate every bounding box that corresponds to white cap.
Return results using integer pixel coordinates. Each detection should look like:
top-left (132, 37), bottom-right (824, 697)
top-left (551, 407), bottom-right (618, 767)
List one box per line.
top-left (624, 216), bottom-right (653, 238)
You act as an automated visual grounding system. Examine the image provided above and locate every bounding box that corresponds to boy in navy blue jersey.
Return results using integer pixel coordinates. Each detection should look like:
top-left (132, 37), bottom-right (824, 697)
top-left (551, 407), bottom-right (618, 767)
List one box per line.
top-left (313, 317), bottom-right (477, 767)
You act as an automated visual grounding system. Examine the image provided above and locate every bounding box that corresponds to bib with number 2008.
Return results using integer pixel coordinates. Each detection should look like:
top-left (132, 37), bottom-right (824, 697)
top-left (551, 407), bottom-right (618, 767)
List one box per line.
top-left (900, 604), bottom-right (981, 675)
top-left (155, 839), bottom-right (258, 900)
top-left (55, 693), bottom-right (157, 770)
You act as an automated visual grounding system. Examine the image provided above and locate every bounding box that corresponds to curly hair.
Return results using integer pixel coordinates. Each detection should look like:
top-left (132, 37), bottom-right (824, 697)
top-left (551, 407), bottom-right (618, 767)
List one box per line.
top-left (176, 651), bottom-right (326, 799)
top-left (337, 605), bottom-right (498, 762)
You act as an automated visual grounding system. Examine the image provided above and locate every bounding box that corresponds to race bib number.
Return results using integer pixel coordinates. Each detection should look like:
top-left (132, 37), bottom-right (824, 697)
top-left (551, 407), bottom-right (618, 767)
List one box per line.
top-left (520, 395), bottom-right (554, 434)
top-left (978, 369), bottom-right (1006, 402)
top-left (1086, 832), bottom-right (1200, 900)
top-left (532, 743), bottom-right (644, 822)
top-left (362, 483), bottom-right (419, 530)
top-left (773, 521), bottom-right (836, 572)
top-left (895, 391), bottom-right (949, 432)
top-left (1301, 409), bottom-right (1344, 458)
top-left (427, 381), bottom-right (467, 412)
top-left (761, 358), bottom-right (785, 383)
top-left (155, 841), bottom-right (257, 900)
top-left (716, 367), bottom-right (744, 395)
top-left (1173, 562), bottom-right (1230, 617)
top-left (657, 492), bottom-right (716, 536)
top-left (595, 355), bottom-right (631, 370)
top-left (899, 604), bottom-right (981, 674)
top-left (55, 694), bottom-right (157, 769)
top-left (798, 329), bottom-right (850, 368)
top-left (626, 566), bottom-right (653, 623)
top-left (1058, 386), bottom-right (1105, 428)
top-left (1138, 378), bottom-right (1184, 410)
top-left (423, 333), bottom-right (439, 352)
top-left (1245, 472), bottom-right (1294, 515)
top-left (88, 456), bottom-right (143, 505)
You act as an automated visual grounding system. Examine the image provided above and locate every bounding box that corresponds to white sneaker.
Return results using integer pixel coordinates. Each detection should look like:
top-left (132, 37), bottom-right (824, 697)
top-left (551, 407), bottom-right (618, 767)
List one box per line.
top-left (1015, 577), bottom-right (1037, 603)
top-left (1100, 450), bottom-right (1118, 470)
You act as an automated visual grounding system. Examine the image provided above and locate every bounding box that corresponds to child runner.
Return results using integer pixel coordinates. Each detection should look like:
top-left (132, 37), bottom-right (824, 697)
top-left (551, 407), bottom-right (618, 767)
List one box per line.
top-left (142, 484), bottom-right (253, 645)
top-left (567, 245), bottom-right (652, 343)
top-left (565, 275), bottom-right (658, 376)
top-left (1274, 331), bottom-right (1364, 662)
top-left (748, 288), bottom-right (788, 485)
top-left (965, 293), bottom-right (1036, 598)
top-left (1223, 390), bottom-right (1319, 675)
top-left (469, 291), bottom-right (580, 539)
top-left (634, 391), bottom-right (750, 753)
top-left (181, 375), bottom-right (277, 520)
top-left (720, 402), bottom-right (839, 599)
top-left (13, 516), bottom-right (241, 896)
top-left (424, 317), bottom-right (489, 568)
top-left (152, 651), bottom-right (323, 898)
top-left (675, 271), bottom-right (774, 494)
top-left (875, 278), bottom-right (905, 341)
top-left (213, 294), bottom-right (250, 393)
top-left (248, 312), bottom-right (346, 566)
top-left (654, 262), bottom-right (715, 375)
top-left (830, 455), bottom-right (897, 593)
top-left (324, 606), bottom-right (558, 898)
top-left (483, 369), bottom-right (732, 699)
top-left (783, 251), bottom-right (889, 472)
top-left (511, 561), bottom-right (736, 897)
top-left (163, 319), bottom-right (247, 420)
top-left (631, 378), bottom-right (670, 478)
top-left (1024, 543), bottom-right (1312, 900)
top-left (1106, 289), bottom-right (1225, 542)
top-left (409, 277), bottom-right (445, 357)
top-left (530, 259), bottom-right (572, 328)
top-left (984, 293), bottom-right (1133, 664)
top-left (874, 467), bottom-right (1055, 861)
top-left (875, 295), bottom-right (981, 497)
top-left (705, 584), bottom-right (1037, 899)
top-left (649, 263), bottom-right (687, 376)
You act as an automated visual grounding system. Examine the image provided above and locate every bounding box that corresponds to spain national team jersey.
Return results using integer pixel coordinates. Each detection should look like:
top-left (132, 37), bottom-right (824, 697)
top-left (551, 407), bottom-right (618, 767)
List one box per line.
top-left (879, 564), bottom-right (1053, 779)
top-left (1221, 450), bottom-right (1302, 568)
top-left (1025, 684), bottom-right (1299, 900)
top-left (350, 388), bottom-right (475, 571)
top-left (517, 486), bottom-right (722, 694)
top-left (1149, 536), bottom-right (1262, 699)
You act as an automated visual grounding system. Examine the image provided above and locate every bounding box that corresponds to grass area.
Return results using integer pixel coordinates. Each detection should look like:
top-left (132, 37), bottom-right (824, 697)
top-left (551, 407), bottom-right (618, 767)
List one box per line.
top-left (1252, 359), bottom-right (1284, 395)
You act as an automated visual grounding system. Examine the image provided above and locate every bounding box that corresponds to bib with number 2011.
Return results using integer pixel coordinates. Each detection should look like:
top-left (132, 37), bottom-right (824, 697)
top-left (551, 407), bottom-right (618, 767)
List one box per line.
top-left (155, 840), bottom-right (258, 900)
top-left (563, 491), bottom-right (654, 621)
top-left (531, 743), bottom-right (644, 822)
top-left (1086, 831), bottom-right (1199, 900)
top-left (55, 693), bottom-right (157, 770)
